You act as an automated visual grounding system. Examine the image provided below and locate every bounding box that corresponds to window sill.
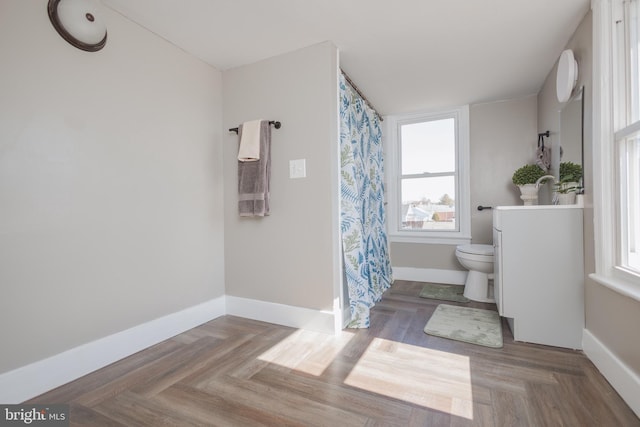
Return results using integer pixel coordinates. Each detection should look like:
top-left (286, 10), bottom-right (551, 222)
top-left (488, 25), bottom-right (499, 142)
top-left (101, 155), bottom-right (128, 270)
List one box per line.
top-left (589, 272), bottom-right (640, 303)
top-left (389, 233), bottom-right (471, 245)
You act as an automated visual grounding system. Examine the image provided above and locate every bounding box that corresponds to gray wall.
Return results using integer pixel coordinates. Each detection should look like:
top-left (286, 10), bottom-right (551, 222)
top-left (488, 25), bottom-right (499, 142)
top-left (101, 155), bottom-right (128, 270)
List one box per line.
top-left (0, 1), bottom-right (224, 375)
top-left (470, 96), bottom-right (539, 243)
top-left (222, 42), bottom-right (340, 312)
top-left (539, 10), bottom-right (640, 379)
top-left (390, 96), bottom-right (538, 269)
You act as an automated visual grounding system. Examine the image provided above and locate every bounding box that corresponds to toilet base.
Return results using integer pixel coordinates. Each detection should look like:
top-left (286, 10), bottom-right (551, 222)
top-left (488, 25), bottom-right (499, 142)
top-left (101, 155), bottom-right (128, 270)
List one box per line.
top-left (463, 271), bottom-right (495, 303)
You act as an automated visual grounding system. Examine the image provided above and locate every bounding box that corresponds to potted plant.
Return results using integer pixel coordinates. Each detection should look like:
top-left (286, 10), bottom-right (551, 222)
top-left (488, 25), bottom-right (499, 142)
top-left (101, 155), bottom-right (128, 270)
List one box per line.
top-left (559, 161), bottom-right (582, 186)
top-left (555, 162), bottom-right (583, 204)
top-left (554, 181), bottom-right (581, 204)
top-left (512, 164), bottom-right (549, 205)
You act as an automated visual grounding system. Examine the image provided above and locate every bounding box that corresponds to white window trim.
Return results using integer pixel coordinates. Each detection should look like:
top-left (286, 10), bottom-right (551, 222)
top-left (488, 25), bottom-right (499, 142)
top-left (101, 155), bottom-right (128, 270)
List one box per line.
top-left (591, 0), bottom-right (640, 301)
top-left (384, 105), bottom-right (471, 245)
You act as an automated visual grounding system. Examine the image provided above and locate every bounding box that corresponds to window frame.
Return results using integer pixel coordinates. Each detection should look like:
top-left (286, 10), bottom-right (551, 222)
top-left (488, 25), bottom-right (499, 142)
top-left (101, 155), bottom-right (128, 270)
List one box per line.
top-left (591, 0), bottom-right (640, 300)
top-left (385, 106), bottom-right (471, 245)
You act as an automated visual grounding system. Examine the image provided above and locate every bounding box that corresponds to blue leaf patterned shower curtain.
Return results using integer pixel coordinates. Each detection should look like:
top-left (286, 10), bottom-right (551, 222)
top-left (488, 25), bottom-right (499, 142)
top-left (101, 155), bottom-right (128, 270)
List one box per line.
top-left (339, 73), bottom-right (393, 328)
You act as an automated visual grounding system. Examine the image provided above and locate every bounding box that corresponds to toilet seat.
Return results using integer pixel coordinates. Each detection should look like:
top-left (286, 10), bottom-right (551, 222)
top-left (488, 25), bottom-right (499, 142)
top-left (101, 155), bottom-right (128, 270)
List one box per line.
top-left (456, 244), bottom-right (494, 256)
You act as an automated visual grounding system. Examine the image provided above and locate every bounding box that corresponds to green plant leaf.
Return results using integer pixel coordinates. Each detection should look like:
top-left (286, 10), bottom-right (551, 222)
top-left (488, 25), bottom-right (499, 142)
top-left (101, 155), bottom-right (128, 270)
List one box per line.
top-left (512, 164), bottom-right (547, 185)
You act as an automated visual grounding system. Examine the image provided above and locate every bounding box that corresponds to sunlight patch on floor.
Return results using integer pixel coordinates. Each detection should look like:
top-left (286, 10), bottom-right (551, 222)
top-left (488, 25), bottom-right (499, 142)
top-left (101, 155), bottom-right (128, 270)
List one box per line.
top-left (344, 338), bottom-right (474, 419)
top-left (257, 330), bottom-right (355, 376)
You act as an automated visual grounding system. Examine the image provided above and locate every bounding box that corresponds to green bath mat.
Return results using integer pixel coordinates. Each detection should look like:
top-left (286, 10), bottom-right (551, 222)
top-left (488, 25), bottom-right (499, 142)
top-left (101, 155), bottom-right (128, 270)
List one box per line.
top-left (419, 283), bottom-right (469, 303)
top-left (424, 304), bottom-right (503, 348)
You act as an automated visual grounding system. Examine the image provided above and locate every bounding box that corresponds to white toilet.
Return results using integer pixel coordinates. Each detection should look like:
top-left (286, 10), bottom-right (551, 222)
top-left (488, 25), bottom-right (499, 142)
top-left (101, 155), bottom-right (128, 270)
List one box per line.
top-left (455, 244), bottom-right (495, 303)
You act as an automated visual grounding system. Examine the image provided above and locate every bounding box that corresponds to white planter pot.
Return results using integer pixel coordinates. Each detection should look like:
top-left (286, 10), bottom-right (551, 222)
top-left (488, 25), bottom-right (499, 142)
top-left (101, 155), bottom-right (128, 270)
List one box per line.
top-left (518, 184), bottom-right (539, 206)
top-left (557, 192), bottom-right (577, 205)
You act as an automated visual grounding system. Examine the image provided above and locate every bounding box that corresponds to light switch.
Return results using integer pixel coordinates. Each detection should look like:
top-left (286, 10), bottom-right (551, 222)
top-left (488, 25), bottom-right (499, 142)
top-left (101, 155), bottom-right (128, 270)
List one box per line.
top-left (289, 159), bottom-right (306, 179)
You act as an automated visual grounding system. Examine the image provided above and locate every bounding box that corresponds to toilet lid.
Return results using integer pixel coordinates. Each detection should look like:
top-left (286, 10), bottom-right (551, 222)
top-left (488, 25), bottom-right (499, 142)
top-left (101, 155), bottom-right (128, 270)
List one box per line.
top-left (457, 244), bottom-right (494, 256)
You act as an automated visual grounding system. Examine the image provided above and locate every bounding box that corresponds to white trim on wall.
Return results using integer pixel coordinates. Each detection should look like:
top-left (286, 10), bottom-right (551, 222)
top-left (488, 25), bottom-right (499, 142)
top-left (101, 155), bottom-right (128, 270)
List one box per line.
top-left (589, 2), bottom-right (640, 418)
top-left (392, 267), bottom-right (467, 285)
top-left (226, 296), bottom-right (338, 335)
top-left (583, 329), bottom-right (640, 418)
top-left (0, 296), bottom-right (226, 404)
top-left (0, 294), bottom-right (341, 404)
top-left (385, 105), bottom-right (471, 245)
top-left (591, 0), bottom-right (640, 292)
top-left (331, 50), bottom-right (344, 335)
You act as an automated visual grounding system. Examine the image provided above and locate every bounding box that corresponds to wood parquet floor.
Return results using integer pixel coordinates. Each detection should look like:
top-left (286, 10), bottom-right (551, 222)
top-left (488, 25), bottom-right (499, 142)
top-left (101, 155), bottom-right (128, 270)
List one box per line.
top-left (29, 280), bottom-right (640, 426)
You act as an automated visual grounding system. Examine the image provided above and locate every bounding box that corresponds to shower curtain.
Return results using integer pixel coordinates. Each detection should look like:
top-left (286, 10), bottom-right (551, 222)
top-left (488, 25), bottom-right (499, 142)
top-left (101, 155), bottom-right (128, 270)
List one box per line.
top-left (339, 73), bottom-right (392, 328)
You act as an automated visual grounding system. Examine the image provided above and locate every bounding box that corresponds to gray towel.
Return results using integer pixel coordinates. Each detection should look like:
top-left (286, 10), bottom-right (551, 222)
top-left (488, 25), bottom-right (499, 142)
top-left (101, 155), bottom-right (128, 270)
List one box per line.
top-left (536, 145), bottom-right (551, 171)
top-left (536, 134), bottom-right (551, 172)
top-left (238, 120), bottom-right (271, 216)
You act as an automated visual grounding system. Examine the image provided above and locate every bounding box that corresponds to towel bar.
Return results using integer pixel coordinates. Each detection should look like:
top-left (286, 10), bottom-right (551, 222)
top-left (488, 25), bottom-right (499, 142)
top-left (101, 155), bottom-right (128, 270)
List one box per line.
top-left (229, 121), bottom-right (281, 134)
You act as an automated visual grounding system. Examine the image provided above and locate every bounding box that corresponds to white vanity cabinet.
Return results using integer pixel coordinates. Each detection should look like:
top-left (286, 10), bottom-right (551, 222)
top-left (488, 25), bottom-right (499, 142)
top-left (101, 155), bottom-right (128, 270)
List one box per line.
top-left (493, 206), bottom-right (584, 349)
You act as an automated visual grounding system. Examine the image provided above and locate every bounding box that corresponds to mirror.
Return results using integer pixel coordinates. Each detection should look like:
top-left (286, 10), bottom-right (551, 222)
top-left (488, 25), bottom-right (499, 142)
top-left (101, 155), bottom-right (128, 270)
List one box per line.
top-left (552, 86), bottom-right (584, 188)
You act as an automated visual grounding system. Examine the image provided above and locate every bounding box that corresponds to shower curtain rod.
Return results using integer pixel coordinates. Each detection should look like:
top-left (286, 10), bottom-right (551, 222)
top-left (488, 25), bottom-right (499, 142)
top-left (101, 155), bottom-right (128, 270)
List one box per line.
top-left (341, 69), bottom-right (383, 122)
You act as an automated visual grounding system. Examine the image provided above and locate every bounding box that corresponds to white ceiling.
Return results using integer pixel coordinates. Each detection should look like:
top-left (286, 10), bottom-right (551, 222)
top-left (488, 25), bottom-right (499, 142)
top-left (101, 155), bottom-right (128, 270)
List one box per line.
top-left (101, 0), bottom-right (590, 115)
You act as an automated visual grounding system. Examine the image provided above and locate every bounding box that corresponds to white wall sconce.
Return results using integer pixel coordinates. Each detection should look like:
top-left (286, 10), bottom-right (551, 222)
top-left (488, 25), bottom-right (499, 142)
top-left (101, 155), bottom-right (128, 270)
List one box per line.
top-left (556, 49), bottom-right (578, 103)
top-left (48, 0), bottom-right (107, 52)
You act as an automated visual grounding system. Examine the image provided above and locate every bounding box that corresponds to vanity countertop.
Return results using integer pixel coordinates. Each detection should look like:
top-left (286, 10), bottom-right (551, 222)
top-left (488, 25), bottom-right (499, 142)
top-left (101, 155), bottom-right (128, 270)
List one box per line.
top-left (495, 204), bottom-right (583, 211)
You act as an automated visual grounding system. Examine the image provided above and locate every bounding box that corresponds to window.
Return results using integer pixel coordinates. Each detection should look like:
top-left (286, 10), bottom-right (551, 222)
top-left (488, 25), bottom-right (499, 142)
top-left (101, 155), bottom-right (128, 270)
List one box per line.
top-left (614, 0), bottom-right (640, 275)
top-left (385, 106), bottom-right (470, 244)
top-left (621, 136), bottom-right (640, 271)
top-left (592, 0), bottom-right (640, 296)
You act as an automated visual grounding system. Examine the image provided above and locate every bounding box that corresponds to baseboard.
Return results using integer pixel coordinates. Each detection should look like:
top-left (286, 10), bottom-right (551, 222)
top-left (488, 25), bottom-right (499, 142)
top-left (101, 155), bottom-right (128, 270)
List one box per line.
top-left (583, 329), bottom-right (640, 418)
top-left (0, 296), bottom-right (226, 404)
top-left (226, 296), bottom-right (338, 335)
top-left (392, 267), bottom-right (467, 285)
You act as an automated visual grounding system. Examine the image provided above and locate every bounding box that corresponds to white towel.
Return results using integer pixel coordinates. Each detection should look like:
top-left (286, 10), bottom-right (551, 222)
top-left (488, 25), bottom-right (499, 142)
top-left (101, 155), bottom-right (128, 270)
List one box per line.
top-left (237, 119), bottom-right (263, 162)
